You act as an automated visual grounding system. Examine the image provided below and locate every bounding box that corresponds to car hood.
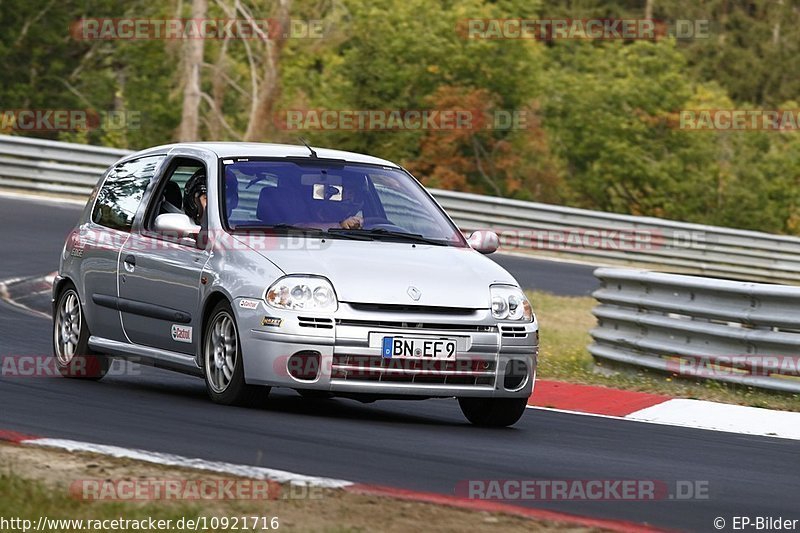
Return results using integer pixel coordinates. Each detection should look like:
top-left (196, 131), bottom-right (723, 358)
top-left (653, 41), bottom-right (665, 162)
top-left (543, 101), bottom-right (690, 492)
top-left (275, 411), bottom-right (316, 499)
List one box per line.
top-left (238, 237), bottom-right (518, 308)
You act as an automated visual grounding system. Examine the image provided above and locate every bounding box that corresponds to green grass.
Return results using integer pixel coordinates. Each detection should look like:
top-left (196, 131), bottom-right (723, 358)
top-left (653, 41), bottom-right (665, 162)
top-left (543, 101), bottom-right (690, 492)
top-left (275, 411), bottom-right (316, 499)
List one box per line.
top-left (0, 472), bottom-right (227, 532)
top-left (0, 462), bottom-right (560, 533)
top-left (530, 290), bottom-right (800, 412)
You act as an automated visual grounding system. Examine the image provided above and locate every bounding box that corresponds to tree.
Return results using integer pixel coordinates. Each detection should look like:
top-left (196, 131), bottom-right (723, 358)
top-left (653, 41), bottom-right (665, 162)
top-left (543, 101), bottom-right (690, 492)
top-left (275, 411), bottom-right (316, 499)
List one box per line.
top-left (407, 86), bottom-right (565, 203)
top-left (177, 0), bottom-right (208, 141)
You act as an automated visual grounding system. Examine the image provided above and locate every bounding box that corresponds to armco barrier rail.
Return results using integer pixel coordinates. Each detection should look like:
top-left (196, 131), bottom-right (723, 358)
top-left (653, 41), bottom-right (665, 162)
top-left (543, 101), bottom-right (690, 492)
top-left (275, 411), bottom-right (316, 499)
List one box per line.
top-left (590, 268), bottom-right (800, 393)
top-left (434, 190), bottom-right (800, 285)
top-left (4, 134), bottom-right (800, 284)
top-left (0, 135), bottom-right (130, 195)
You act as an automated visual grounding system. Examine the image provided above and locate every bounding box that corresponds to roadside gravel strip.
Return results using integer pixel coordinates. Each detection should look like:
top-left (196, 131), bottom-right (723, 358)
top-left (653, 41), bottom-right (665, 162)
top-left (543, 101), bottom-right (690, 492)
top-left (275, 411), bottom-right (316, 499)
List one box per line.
top-left (0, 434), bottom-right (654, 532)
top-left (0, 442), bottom-right (569, 533)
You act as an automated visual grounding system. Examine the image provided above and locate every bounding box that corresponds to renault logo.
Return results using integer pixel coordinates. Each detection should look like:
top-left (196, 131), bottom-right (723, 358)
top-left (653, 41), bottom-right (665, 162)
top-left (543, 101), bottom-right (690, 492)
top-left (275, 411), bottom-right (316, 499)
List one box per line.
top-left (407, 286), bottom-right (422, 301)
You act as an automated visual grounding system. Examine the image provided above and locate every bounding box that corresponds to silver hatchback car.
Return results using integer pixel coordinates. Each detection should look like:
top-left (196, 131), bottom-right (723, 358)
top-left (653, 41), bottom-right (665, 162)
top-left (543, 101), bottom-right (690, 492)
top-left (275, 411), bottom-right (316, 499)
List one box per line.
top-left (53, 142), bottom-right (538, 426)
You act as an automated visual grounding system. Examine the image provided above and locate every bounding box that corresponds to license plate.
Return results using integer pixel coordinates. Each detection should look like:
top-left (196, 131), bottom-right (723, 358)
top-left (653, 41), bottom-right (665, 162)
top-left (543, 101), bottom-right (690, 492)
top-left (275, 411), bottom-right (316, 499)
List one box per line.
top-left (381, 337), bottom-right (457, 360)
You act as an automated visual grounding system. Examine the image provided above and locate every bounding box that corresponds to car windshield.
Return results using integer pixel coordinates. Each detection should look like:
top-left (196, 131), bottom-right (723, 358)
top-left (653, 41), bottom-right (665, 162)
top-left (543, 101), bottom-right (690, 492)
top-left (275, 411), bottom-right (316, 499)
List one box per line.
top-left (221, 159), bottom-right (466, 246)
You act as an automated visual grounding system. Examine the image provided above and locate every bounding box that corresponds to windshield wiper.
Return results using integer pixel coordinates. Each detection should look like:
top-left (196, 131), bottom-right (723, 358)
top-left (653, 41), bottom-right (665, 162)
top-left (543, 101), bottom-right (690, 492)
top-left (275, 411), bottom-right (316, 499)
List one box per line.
top-left (328, 228), bottom-right (450, 246)
top-left (234, 224), bottom-right (372, 241)
top-left (233, 223), bottom-right (325, 233)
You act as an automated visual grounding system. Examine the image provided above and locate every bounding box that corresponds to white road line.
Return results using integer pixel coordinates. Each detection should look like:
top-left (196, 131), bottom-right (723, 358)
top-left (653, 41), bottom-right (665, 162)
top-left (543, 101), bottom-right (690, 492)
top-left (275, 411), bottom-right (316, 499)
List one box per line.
top-left (0, 189), bottom-right (85, 207)
top-left (25, 438), bottom-right (354, 489)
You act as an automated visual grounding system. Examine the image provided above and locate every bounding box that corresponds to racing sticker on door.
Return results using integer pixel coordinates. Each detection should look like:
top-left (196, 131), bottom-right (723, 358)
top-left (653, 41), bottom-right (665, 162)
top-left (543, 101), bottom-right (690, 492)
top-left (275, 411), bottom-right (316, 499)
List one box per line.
top-left (171, 324), bottom-right (193, 343)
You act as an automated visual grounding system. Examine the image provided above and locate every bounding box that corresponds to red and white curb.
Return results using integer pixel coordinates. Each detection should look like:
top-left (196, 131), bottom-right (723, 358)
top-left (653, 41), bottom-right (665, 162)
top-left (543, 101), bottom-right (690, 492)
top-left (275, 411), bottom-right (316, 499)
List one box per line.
top-left (0, 271), bottom-right (55, 320)
top-left (529, 380), bottom-right (800, 440)
top-left (0, 430), bottom-right (658, 533)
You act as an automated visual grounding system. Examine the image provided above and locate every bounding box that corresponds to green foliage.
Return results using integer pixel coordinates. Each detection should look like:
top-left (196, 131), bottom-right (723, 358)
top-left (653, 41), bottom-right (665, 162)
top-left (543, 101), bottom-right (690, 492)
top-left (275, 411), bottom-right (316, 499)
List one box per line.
top-left (5, 0), bottom-right (800, 234)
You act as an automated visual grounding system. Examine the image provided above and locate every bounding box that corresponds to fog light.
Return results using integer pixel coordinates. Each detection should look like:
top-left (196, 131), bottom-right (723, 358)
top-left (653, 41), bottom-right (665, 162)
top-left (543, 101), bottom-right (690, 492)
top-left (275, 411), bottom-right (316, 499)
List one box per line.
top-left (504, 359), bottom-right (529, 391)
top-left (287, 351), bottom-right (321, 381)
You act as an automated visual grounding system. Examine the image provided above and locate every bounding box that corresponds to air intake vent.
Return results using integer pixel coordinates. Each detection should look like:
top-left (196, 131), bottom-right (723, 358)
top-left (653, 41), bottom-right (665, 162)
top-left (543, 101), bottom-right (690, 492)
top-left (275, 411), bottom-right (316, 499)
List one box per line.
top-left (298, 317), bottom-right (334, 329)
top-left (500, 325), bottom-right (527, 338)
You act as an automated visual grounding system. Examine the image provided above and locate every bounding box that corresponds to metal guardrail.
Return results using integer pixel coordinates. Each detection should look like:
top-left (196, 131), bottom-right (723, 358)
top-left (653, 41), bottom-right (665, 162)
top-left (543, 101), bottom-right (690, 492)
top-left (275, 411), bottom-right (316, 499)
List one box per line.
top-left (434, 190), bottom-right (800, 285)
top-left (0, 135), bottom-right (130, 195)
top-left (4, 134), bottom-right (800, 284)
top-left (590, 268), bottom-right (800, 393)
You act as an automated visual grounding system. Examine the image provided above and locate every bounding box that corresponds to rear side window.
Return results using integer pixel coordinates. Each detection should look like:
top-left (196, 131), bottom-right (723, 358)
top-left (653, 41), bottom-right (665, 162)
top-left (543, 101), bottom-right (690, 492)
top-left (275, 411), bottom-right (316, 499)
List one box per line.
top-left (92, 156), bottom-right (165, 231)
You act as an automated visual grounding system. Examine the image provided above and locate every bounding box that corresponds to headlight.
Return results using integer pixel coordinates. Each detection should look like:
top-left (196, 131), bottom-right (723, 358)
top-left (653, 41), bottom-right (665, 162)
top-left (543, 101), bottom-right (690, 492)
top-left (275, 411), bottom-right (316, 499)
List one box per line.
top-left (490, 285), bottom-right (533, 322)
top-left (265, 276), bottom-right (338, 312)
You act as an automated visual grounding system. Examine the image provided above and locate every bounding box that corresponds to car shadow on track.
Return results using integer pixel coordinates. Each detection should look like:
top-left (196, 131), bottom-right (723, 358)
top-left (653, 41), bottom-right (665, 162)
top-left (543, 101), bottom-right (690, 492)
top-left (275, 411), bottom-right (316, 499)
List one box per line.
top-left (100, 371), bottom-right (495, 428)
top-left (262, 393), bottom-right (472, 427)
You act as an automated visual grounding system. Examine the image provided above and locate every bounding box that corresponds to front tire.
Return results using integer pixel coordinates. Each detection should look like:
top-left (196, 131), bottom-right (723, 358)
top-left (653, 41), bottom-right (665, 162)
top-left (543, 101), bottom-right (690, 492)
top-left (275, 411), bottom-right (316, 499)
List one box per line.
top-left (458, 397), bottom-right (528, 427)
top-left (52, 285), bottom-right (109, 380)
top-left (203, 300), bottom-right (269, 406)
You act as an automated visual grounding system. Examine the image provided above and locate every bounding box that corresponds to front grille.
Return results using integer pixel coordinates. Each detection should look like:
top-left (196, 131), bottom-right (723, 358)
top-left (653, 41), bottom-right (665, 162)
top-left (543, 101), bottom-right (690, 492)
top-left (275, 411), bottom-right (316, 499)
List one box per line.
top-left (336, 318), bottom-right (495, 333)
top-left (348, 303), bottom-right (479, 315)
top-left (298, 317), bottom-right (334, 329)
top-left (331, 354), bottom-right (496, 386)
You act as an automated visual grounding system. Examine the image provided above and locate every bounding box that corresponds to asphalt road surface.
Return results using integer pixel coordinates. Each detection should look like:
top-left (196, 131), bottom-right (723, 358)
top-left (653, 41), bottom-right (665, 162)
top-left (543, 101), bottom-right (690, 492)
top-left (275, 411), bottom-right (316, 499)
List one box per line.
top-left (0, 193), bottom-right (797, 531)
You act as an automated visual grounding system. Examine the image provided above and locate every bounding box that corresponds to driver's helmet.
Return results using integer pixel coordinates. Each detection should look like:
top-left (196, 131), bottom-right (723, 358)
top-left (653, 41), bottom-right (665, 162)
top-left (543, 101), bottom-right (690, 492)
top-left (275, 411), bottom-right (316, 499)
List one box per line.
top-left (184, 169), bottom-right (207, 224)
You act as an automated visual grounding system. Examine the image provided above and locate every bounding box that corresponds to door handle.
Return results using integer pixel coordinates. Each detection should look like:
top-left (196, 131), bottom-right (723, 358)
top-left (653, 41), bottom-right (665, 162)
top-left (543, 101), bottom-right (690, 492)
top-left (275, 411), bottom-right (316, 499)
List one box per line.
top-left (123, 254), bottom-right (136, 273)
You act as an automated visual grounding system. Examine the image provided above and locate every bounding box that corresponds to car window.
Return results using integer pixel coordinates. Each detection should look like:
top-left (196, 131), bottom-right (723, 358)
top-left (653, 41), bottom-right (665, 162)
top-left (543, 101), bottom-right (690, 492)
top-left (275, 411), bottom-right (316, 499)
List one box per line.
top-left (370, 173), bottom-right (442, 236)
top-left (221, 160), bottom-right (465, 245)
top-left (92, 155), bottom-right (165, 232)
top-left (147, 161), bottom-right (205, 225)
top-left (225, 167), bottom-right (278, 224)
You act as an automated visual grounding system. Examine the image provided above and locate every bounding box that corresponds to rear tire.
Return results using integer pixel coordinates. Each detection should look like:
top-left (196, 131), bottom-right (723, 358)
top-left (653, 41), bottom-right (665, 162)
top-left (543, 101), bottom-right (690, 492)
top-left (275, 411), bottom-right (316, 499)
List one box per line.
top-left (52, 284), bottom-right (109, 380)
top-left (202, 300), bottom-right (269, 406)
top-left (458, 397), bottom-right (528, 427)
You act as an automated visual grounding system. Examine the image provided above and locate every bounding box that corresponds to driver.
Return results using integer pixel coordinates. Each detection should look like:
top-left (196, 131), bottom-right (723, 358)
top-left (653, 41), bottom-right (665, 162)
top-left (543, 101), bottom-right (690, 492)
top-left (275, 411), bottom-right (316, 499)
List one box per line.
top-left (184, 169), bottom-right (207, 225)
top-left (315, 180), bottom-right (364, 229)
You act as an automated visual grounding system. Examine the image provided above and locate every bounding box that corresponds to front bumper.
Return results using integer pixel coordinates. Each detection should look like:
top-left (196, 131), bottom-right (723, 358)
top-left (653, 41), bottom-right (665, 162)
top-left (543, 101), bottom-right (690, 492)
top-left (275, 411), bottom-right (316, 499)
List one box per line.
top-left (237, 299), bottom-right (538, 399)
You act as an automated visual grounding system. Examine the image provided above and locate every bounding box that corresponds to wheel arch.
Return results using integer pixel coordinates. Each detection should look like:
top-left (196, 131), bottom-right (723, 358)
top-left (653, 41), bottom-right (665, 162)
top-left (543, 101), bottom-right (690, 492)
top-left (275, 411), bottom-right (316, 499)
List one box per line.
top-left (195, 289), bottom-right (233, 368)
top-left (52, 275), bottom-right (77, 316)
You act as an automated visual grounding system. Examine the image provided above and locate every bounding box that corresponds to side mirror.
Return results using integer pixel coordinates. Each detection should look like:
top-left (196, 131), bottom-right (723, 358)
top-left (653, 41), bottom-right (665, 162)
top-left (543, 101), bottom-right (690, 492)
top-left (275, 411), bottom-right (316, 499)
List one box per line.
top-left (154, 213), bottom-right (201, 238)
top-left (467, 230), bottom-right (500, 254)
